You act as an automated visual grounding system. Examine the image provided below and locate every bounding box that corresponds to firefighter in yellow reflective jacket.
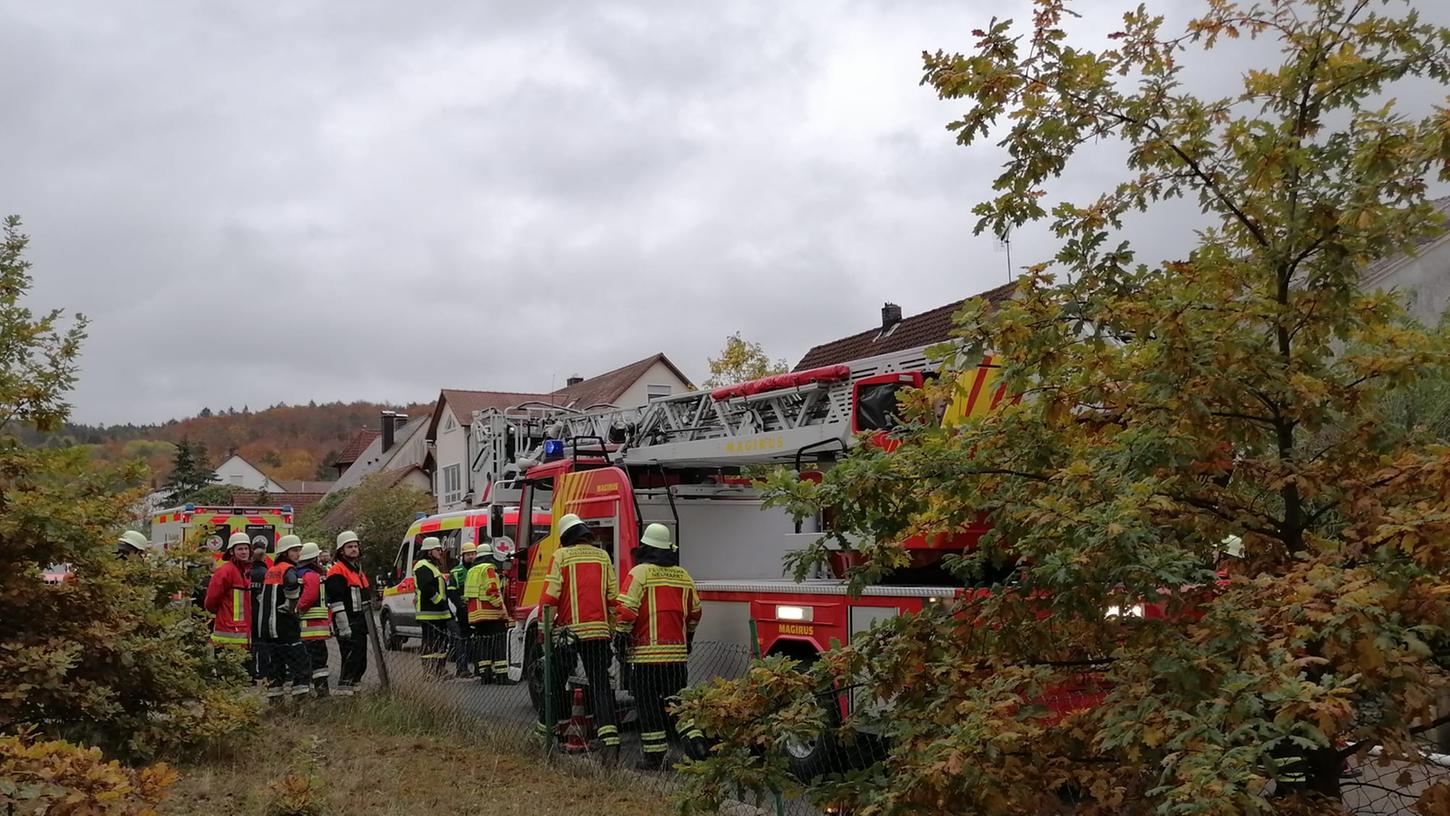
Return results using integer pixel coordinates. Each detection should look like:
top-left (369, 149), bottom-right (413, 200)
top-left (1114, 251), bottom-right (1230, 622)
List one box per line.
top-left (464, 540), bottom-right (508, 684)
top-left (538, 514), bottom-right (620, 757)
top-left (616, 523), bottom-right (704, 770)
top-left (413, 537), bottom-right (451, 678)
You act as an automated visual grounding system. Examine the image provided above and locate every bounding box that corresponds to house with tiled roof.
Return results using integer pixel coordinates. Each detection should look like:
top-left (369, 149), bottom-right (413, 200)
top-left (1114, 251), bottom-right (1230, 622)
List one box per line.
top-left (552, 353), bottom-right (693, 409)
top-left (424, 353), bottom-right (693, 512)
top-left (332, 429), bottom-right (381, 478)
top-left (329, 411), bottom-right (431, 495)
top-left (793, 282), bottom-right (1017, 371)
top-left (214, 453), bottom-right (287, 493)
top-left (1360, 195), bottom-right (1450, 325)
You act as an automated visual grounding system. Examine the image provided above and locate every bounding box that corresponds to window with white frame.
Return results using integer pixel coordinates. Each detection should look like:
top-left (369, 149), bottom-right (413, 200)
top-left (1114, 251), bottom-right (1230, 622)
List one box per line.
top-left (442, 464), bottom-right (462, 505)
top-left (646, 383), bottom-right (672, 400)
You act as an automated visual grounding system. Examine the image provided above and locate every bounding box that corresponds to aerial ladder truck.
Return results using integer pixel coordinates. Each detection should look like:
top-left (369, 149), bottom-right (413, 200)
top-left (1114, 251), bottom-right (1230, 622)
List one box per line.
top-left (450, 343), bottom-right (1007, 776)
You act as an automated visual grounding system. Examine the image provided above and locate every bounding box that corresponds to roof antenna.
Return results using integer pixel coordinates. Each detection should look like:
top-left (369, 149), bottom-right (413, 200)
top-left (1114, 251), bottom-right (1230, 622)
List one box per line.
top-left (994, 228), bottom-right (1012, 282)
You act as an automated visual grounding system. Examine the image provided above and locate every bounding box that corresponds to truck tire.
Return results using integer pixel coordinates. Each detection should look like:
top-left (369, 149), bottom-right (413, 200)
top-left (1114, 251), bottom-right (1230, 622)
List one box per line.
top-left (380, 611), bottom-right (402, 651)
top-left (780, 654), bottom-right (854, 782)
top-left (524, 622), bottom-right (545, 717)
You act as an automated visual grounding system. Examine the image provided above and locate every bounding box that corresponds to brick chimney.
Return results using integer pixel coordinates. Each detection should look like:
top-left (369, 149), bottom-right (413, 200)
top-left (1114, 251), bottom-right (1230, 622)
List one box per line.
top-left (565, 375), bottom-right (584, 387)
top-left (380, 411), bottom-right (396, 453)
top-left (881, 302), bottom-right (903, 332)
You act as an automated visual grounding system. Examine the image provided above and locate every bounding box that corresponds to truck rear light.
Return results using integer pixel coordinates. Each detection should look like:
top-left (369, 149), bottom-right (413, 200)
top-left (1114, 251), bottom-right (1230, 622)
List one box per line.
top-left (775, 605), bottom-right (813, 622)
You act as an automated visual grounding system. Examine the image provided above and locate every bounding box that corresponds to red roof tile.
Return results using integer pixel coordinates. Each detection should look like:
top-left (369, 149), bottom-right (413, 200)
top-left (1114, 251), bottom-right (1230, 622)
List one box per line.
top-left (336, 429), bottom-right (380, 466)
top-left (228, 490), bottom-right (329, 511)
top-left (440, 389), bottom-right (553, 422)
top-left (793, 282), bottom-right (1017, 371)
top-left (552, 353), bottom-right (692, 408)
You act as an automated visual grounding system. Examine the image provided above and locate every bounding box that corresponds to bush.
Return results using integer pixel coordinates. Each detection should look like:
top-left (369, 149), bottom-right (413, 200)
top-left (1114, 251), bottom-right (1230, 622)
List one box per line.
top-left (0, 216), bottom-right (258, 761)
top-left (0, 730), bottom-right (177, 815)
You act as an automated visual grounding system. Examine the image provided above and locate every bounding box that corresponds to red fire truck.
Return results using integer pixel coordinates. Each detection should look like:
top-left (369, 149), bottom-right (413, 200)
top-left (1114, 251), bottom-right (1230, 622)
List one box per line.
top-left (463, 343), bottom-right (1006, 776)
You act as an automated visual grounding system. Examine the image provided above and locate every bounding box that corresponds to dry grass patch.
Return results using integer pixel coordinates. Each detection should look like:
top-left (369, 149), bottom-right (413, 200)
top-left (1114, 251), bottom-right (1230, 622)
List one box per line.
top-left (161, 694), bottom-right (674, 816)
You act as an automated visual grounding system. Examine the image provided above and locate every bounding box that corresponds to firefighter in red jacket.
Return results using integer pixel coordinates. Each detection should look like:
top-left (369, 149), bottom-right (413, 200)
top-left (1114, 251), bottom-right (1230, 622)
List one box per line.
top-left (464, 540), bottom-right (508, 683)
top-left (539, 513), bottom-right (619, 758)
top-left (296, 542), bottom-right (331, 697)
top-left (325, 531), bottom-right (370, 695)
top-left (616, 523), bottom-right (704, 770)
top-left (259, 535), bottom-right (311, 700)
top-left (204, 532), bottom-right (253, 652)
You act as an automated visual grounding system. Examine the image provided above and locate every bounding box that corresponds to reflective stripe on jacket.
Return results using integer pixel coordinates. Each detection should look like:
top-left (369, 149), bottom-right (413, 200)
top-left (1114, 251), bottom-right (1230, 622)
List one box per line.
top-left (259, 561), bottom-right (302, 640)
top-left (297, 566), bottom-right (331, 640)
top-left (203, 560), bottom-right (251, 647)
top-left (616, 563), bottom-right (701, 663)
top-left (540, 544), bottom-right (617, 640)
top-left (464, 562), bottom-right (506, 622)
top-left (413, 560), bottom-right (450, 621)
top-left (324, 559), bottom-right (369, 622)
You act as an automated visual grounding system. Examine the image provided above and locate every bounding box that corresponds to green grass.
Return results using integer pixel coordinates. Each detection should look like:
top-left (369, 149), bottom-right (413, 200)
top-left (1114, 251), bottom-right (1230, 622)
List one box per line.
top-left (162, 692), bottom-right (676, 816)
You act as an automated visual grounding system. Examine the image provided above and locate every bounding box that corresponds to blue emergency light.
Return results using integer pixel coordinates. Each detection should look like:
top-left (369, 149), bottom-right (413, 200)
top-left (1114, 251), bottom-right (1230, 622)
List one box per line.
top-left (543, 439), bottom-right (565, 459)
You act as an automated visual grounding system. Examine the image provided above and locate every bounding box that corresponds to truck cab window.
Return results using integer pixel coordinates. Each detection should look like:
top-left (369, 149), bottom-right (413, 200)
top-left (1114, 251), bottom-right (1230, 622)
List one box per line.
top-left (393, 541), bottom-right (411, 581)
top-left (855, 382), bottom-right (906, 431)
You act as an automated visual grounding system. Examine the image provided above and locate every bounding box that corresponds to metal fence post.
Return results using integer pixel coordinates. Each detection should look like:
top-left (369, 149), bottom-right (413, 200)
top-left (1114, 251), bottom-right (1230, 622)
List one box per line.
top-left (362, 598), bottom-right (390, 691)
top-left (542, 607), bottom-right (555, 755)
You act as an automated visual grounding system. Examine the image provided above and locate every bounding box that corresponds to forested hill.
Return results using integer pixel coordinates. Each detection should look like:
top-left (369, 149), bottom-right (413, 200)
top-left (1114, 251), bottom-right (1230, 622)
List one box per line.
top-left (17, 400), bottom-right (433, 486)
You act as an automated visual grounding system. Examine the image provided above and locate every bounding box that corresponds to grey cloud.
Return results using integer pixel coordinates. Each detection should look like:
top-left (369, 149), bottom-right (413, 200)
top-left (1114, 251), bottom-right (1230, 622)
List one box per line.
top-left (4, 0), bottom-right (1445, 424)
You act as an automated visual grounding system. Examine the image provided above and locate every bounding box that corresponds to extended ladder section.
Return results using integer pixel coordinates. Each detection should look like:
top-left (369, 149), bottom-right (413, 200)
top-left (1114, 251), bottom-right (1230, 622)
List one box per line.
top-left (468, 346), bottom-right (939, 488)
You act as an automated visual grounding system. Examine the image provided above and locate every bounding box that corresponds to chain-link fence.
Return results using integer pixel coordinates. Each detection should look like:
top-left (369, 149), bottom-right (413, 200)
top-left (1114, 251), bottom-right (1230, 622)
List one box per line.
top-left (237, 604), bottom-right (1449, 816)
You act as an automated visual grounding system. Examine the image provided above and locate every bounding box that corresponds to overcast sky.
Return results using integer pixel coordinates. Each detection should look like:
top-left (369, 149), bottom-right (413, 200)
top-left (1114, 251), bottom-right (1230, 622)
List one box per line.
top-left (4, 1), bottom-right (1446, 425)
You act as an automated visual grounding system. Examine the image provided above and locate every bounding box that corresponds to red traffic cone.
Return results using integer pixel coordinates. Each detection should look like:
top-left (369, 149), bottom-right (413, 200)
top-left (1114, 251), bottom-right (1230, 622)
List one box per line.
top-left (561, 687), bottom-right (591, 753)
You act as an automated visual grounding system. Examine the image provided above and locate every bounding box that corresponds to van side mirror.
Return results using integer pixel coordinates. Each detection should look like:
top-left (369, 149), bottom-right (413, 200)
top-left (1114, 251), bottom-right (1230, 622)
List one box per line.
top-left (489, 505), bottom-right (504, 538)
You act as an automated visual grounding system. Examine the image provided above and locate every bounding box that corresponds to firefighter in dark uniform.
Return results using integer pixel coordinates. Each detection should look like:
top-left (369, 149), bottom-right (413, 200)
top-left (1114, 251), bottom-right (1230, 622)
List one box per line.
top-left (413, 537), bottom-right (451, 679)
top-left (247, 535), bottom-right (274, 684)
top-left (258, 535), bottom-right (311, 700)
top-left (447, 542), bottom-right (478, 677)
top-left (325, 530), bottom-right (370, 695)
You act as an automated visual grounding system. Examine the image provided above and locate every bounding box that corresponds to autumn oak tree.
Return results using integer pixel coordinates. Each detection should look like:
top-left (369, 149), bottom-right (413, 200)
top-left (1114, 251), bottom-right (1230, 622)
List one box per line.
top-left (703, 332), bottom-right (789, 388)
top-left (680, 1), bottom-right (1450, 814)
top-left (0, 216), bottom-right (256, 762)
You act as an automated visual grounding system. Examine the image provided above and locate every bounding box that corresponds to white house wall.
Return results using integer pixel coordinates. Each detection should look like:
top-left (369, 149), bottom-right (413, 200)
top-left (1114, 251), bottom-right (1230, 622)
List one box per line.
top-left (1366, 239), bottom-right (1450, 326)
top-left (612, 359), bottom-right (693, 407)
top-left (213, 455), bottom-right (286, 493)
top-left (433, 403), bottom-right (470, 512)
top-left (330, 419), bottom-right (429, 493)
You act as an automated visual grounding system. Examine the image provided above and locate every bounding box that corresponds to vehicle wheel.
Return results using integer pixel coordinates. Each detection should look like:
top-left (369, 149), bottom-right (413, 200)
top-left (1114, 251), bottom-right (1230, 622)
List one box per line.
top-left (380, 611), bottom-right (402, 651)
top-left (524, 622), bottom-right (544, 717)
top-left (780, 656), bottom-right (859, 782)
